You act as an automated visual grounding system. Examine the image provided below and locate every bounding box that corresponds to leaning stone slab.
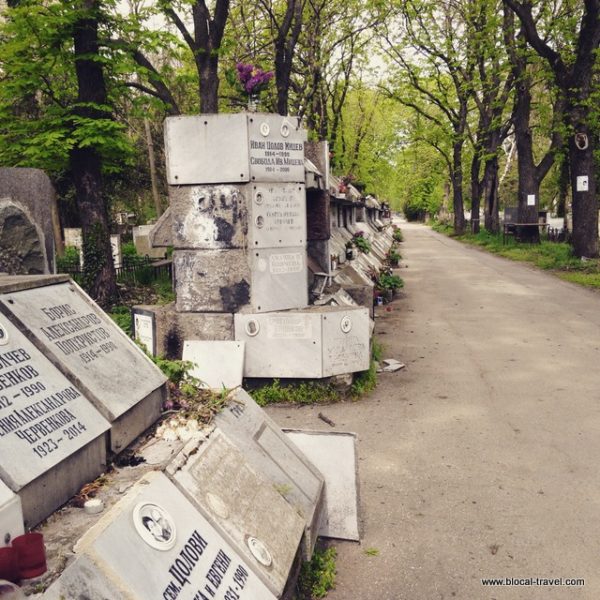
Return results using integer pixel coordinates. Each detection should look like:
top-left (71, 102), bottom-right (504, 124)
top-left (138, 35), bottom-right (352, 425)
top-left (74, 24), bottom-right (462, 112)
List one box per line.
top-left (168, 428), bottom-right (305, 597)
top-left (0, 277), bottom-right (166, 453)
top-left (0, 310), bottom-right (109, 527)
top-left (43, 471), bottom-right (276, 600)
top-left (214, 389), bottom-right (325, 559)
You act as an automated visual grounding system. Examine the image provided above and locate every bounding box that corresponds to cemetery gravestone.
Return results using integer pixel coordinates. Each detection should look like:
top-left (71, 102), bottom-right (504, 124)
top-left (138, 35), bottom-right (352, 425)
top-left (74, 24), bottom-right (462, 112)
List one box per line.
top-left (182, 341), bottom-right (244, 390)
top-left (214, 389), bottom-right (325, 559)
top-left (169, 429), bottom-right (305, 597)
top-left (0, 277), bottom-right (166, 453)
top-left (0, 168), bottom-right (60, 275)
top-left (0, 308), bottom-right (109, 527)
top-left (45, 472), bottom-right (276, 600)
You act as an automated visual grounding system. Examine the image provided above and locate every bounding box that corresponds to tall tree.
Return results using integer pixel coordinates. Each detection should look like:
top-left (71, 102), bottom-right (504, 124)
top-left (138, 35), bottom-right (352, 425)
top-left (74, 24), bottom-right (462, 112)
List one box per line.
top-left (158, 0), bottom-right (230, 113)
top-left (504, 0), bottom-right (600, 257)
top-left (71, 0), bottom-right (117, 305)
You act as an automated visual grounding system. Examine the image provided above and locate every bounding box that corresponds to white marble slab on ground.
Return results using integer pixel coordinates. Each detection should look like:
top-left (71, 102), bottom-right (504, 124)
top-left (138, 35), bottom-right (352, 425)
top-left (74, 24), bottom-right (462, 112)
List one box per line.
top-left (284, 430), bottom-right (360, 542)
top-left (182, 340), bottom-right (245, 390)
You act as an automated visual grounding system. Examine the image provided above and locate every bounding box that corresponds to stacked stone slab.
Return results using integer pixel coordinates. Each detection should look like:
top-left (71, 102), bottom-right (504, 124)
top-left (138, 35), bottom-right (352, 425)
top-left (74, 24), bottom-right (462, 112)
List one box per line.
top-left (163, 114), bottom-right (370, 380)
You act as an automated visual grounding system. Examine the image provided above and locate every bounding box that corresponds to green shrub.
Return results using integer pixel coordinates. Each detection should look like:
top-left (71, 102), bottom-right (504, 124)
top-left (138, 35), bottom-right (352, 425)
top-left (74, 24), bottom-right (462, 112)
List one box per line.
top-left (109, 306), bottom-right (132, 336)
top-left (250, 379), bottom-right (340, 406)
top-left (376, 273), bottom-right (404, 291)
top-left (296, 547), bottom-right (337, 600)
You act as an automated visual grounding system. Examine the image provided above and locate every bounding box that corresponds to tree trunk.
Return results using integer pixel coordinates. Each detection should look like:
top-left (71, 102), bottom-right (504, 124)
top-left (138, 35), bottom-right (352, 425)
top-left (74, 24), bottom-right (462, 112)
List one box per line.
top-left (470, 152), bottom-right (481, 233)
top-left (144, 118), bottom-right (162, 218)
top-left (483, 156), bottom-right (501, 234)
top-left (452, 140), bottom-right (465, 234)
top-left (568, 119), bottom-right (598, 257)
top-left (557, 154), bottom-right (569, 219)
top-left (71, 0), bottom-right (116, 307)
top-left (198, 54), bottom-right (219, 113)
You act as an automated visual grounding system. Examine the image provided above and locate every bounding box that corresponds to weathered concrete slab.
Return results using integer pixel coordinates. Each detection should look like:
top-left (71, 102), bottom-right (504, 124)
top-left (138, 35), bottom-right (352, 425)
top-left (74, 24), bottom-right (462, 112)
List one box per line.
top-left (174, 249), bottom-right (307, 314)
top-left (44, 471), bottom-right (276, 600)
top-left (132, 225), bottom-right (166, 259)
top-left (170, 185), bottom-right (248, 250)
top-left (0, 313), bottom-right (109, 527)
top-left (148, 207), bottom-right (173, 248)
top-left (214, 389), bottom-right (325, 558)
top-left (284, 430), bottom-right (359, 541)
top-left (174, 250), bottom-right (251, 313)
top-left (234, 306), bottom-right (370, 378)
top-left (165, 114), bottom-right (306, 185)
top-left (168, 429), bottom-right (304, 596)
top-left (0, 280), bottom-right (166, 453)
top-left (182, 341), bottom-right (244, 389)
top-left (0, 479), bottom-right (24, 546)
top-left (0, 168), bottom-right (59, 274)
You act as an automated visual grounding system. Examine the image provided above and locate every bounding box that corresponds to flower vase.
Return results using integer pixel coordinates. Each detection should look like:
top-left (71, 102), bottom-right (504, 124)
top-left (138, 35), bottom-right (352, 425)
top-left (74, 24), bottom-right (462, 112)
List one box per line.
top-left (247, 95), bottom-right (260, 112)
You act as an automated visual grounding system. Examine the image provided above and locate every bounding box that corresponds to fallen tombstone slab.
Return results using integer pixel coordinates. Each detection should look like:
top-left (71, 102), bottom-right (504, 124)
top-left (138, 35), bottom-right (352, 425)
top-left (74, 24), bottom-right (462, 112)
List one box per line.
top-left (0, 310), bottom-right (109, 527)
top-left (43, 471), bottom-right (276, 600)
top-left (168, 428), bottom-right (305, 597)
top-left (214, 389), bottom-right (325, 559)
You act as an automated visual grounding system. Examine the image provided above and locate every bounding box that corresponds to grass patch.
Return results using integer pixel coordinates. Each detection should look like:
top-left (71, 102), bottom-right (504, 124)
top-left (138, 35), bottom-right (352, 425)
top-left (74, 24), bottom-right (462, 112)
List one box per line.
top-left (249, 378), bottom-right (341, 407)
top-left (109, 305), bottom-right (132, 335)
top-left (296, 546), bottom-right (337, 600)
top-left (363, 548), bottom-right (380, 557)
top-left (350, 338), bottom-right (383, 398)
top-left (557, 272), bottom-right (600, 287)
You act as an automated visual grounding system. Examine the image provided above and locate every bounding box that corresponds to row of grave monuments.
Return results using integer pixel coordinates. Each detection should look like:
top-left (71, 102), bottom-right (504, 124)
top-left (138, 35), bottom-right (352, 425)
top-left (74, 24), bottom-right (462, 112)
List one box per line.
top-left (135, 113), bottom-right (394, 381)
top-left (0, 112), bottom-right (390, 598)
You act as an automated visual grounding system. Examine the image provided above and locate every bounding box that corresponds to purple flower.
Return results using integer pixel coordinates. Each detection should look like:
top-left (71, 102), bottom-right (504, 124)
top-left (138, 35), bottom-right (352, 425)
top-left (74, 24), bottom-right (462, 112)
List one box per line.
top-left (236, 62), bottom-right (273, 96)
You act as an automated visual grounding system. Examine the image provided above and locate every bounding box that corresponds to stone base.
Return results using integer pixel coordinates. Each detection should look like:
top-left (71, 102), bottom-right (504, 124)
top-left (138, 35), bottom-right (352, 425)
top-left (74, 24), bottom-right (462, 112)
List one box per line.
top-left (234, 306), bottom-right (370, 379)
top-left (133, 304), bottom-right (235, 359)
top-left (18, 435), bottom-right (107, 529)
top-left (109, 385), bottom-right (165, 454)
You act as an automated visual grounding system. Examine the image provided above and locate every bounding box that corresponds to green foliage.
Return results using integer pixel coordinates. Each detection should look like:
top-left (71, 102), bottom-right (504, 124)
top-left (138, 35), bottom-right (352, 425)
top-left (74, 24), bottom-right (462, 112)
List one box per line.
top-left (376, 273), bottom-right (404, 291)
top-left (296, 546), bottom-right (337, 600)
top-left (352, 235), bottom-right (371, 254)
top-left (363, 548), bottom-right (380, 557)
top-left (250, 379), bottom-right (340, 407)
top-left (56, 246), bottom-right (80, 272)
top-left (350, 338), bottom-right (383, 398)
top-left (392, 227), bottom-right (404, 243)
top-left (109, 306), bottom-right (132, 336)
top-left (122, 242), bottom-right (138, 257)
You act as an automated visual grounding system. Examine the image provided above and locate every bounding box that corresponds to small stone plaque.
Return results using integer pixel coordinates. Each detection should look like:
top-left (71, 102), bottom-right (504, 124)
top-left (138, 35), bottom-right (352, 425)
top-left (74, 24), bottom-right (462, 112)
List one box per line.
top-left (182, 341), bottom-right (244, 389)
top-left (251, 247), bottom-right (308, 313)
top-left (46, 472), bottom-right (276, 600)
top-left (248, 183), bottom-right (306, 249)
top-left (170, 429), bottom-right (305, 596)
top-left (0, 315), bottom-right (109, 492)
top-left (321, 308), bottom-right (370, 376)
top-left (0, 281), bottom-right (166, 452)
top-left (214, 389), bottom-right (325, 558)
top-left (132, 308), bottom-right (156, 356)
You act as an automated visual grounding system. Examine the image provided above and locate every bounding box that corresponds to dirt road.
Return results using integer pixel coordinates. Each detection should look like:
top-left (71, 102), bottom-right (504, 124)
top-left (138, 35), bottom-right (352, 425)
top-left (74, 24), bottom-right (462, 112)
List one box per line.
top-left (267, 223), bottom-right (600, 599)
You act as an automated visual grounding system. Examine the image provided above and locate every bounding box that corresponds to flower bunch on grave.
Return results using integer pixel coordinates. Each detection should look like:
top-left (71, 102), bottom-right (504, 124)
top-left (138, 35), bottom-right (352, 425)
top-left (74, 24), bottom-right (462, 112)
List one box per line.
top-left (235, 62), bottom-right (274, 97)
top-left (351, 230), bottom-right (371, 254)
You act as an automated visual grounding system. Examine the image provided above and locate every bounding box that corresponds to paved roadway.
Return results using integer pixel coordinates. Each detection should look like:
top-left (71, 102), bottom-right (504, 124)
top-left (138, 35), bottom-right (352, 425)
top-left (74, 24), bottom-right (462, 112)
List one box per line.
top-left (267, 222), bottom-right (600, 599)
